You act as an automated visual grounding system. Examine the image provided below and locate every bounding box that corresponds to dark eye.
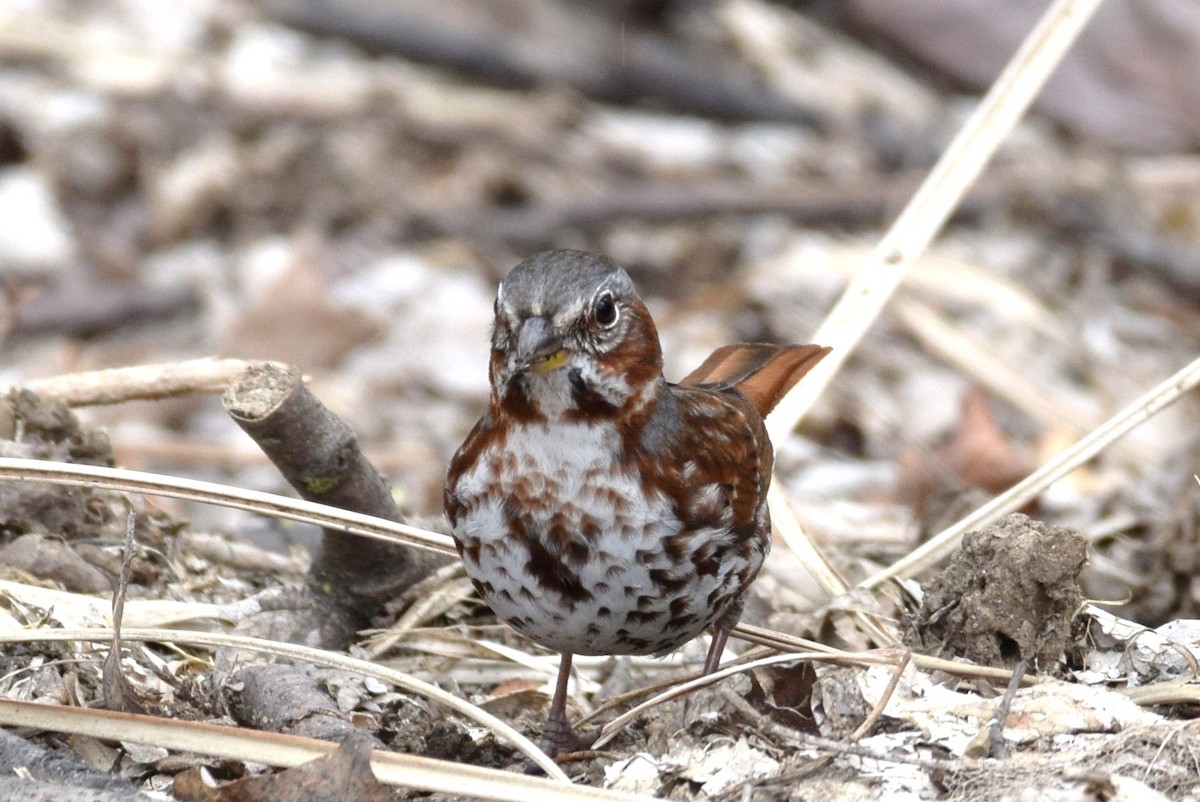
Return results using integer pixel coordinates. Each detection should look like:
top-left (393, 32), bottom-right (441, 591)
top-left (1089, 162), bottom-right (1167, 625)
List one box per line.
top-left (593, 292), bottom-right (618, 328)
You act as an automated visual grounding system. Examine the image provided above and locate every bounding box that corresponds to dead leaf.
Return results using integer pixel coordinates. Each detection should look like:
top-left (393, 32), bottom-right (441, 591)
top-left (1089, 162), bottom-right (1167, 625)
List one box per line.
top-left (172, 732), bottom-right (391, 802)
top-left (896, 387), bottom-right (1035, 520)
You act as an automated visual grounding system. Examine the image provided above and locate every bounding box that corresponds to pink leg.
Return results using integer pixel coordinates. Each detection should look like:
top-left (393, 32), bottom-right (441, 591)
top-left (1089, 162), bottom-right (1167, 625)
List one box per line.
top-left (541, 652), bottom-right (578, 756)
top-left (703, 624), bottom-right (731, 675)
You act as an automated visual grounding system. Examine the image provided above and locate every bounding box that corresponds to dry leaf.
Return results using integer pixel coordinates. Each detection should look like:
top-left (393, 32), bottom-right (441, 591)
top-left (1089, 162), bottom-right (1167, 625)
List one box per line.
top-left (896, 387), bottom-right (1035, 520)
top-left (173, 733), bottom-right (390, 802)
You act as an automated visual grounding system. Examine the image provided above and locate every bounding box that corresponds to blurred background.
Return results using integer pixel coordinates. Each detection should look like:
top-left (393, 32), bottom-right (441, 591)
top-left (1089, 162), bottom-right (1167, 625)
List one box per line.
top-left (3, 0), bottom-right (1200, 626)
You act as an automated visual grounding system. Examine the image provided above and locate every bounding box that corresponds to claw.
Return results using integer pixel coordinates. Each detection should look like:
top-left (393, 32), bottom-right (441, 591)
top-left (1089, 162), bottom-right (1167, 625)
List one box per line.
top-left (541, 652), bottom-right (588, 757)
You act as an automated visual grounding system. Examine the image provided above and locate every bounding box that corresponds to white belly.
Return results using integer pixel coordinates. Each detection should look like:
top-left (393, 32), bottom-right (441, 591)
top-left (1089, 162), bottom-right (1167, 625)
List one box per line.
top-left (451, 420), bottom-right (740, 655)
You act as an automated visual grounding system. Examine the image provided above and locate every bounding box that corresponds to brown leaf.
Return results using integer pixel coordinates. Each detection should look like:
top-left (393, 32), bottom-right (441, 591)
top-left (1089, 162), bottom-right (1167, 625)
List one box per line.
top-left (896, 387), bottom-right (1035, 519)
top-left (172, 733), bottom-right (391, 802)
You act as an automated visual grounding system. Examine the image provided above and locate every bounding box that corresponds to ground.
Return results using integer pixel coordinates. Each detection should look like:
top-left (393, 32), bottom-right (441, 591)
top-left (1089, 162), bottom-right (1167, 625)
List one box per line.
top-left (2, 1), bottom-right (1200, 800)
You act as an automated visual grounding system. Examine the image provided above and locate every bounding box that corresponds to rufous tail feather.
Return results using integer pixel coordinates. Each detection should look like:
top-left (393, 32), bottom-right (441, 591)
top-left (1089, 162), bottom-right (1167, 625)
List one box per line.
top-left (681, 343), bottom-right (830, 417)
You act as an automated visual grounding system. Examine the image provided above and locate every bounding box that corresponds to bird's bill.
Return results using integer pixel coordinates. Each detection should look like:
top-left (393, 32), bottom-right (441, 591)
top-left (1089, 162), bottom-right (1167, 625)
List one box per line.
top-left (516, 316), bottom-right (569, 373)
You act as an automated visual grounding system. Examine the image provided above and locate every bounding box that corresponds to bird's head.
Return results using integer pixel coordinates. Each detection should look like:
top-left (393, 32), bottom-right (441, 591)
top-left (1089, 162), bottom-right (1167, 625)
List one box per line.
top-left (490, 250), bottom-right (664, 421)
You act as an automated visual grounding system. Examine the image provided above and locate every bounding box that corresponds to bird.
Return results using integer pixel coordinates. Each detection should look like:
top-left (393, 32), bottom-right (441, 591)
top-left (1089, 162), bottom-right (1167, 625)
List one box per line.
top-left (444, 249), bottom-right (829, 754)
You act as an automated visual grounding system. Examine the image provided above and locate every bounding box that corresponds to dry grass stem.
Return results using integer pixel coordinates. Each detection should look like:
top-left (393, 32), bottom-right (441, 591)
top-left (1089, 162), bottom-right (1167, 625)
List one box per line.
top-left (762, 0), bottom-right (1105, 624)
top-left (0, 699), bottom-right (663, 800)
top-left (0, 457), bottom-right (455, 555)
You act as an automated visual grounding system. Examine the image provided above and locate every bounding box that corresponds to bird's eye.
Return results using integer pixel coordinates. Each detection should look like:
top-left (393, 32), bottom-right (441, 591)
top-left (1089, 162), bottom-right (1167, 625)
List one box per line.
top-left (593, 292), bottom-right (618, 328)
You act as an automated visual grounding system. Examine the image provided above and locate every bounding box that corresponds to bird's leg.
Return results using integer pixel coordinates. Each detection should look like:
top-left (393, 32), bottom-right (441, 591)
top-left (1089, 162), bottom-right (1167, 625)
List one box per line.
top-left (541, 652), bottom-right (581, 756)
top-left (702, 623), bottom-right (731, 675)
top-left (704, 600), bottom-right (743, 675)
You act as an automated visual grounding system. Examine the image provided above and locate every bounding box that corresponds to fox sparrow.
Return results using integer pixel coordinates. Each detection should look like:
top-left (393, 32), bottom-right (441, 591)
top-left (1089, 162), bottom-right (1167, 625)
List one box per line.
top-left (444, 250), bottom-right (829, 753)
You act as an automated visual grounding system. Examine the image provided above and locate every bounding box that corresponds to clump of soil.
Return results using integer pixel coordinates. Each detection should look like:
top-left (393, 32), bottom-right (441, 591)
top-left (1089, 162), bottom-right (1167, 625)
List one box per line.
top-left (906, 513), bottom-right (1088, 672)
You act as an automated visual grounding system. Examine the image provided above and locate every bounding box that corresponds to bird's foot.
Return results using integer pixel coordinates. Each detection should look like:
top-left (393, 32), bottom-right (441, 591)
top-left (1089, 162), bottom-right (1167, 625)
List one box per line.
top-left (540, 708), bottom-right (589, 757)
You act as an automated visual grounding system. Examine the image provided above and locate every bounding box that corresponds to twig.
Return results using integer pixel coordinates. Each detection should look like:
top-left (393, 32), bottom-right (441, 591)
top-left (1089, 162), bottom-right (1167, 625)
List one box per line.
top-left (100, 507), bottom-right (147, 715)
top-left (10, 282), bottom-right (199, 339)
top-left (892, 296), bottom-right (1097, 436)
top-left (849, 651), bottom-right (911, 741)
top-left (269, 0), bottom-right (821, 127)
top-left (0, 699), bottom-right (665, 798)
top-left (716, 689), bottom-right (971, 774)
top-left (761, 0), bottom-right (1105, 627)
top-left (0, 458), bottom-right (455, 555)
top-left (1, 359), bottom-right (270, 407)
top-left (223, 361), bottom-right (449, 647)
top-left (976, 659), bottom-right (1027, 759)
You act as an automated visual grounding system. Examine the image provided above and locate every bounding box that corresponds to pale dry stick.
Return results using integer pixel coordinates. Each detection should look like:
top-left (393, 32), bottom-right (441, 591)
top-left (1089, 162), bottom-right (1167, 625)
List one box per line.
top-left (892, 297), bottom-right (1097, 436)
top-left (0, 458), bottom-right (455, 556)
top-left (767, 482), bottom-right (849, 598)
top-left (0, 700), bottom-right (660, 801)
top-left (0, 358), bottom-right (271, 406)
top-left (0, 626), bottom-right (566, 780)
top-left (862, 353), bottom-right (1200, 588)
top-left (1121, 682), bottom-right (1200, 707)
top-left (767, 483), bottom-right (899, 648)
top-left (593, 645), bottom-right (1030, 750)
top-left (713, 691), bottom-right (972, 776)
top-left (768, 0), bottom-right (1105, 441)
top-left (734, 625), bottom-right (1042, 685)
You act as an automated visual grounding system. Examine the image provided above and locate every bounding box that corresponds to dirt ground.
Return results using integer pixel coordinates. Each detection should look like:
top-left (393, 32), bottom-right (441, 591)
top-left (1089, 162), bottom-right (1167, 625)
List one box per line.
top-left (3, 1), bottom-right (1200, 800)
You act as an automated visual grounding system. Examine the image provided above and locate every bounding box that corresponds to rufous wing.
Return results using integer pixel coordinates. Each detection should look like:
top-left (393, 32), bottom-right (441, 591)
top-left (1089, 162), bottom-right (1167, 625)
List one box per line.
top-left (680, 343), bottom-right (830, 418)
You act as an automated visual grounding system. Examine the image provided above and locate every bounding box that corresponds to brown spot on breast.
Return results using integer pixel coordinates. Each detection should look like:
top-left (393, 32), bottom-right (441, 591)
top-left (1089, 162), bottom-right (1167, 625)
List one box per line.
top-left (669, 613), bottom-right (698, 632)
top-left (664, 532), bottom-right (692, 561)
top-left (634, 548), bottom-right (659, 563)
top-left (564, 380), bottom-right (620, 419)
top-left (622, 636), bottom-right (652, 651)
top-left (525, 538), bottom-right (594, 605)
top-left (649, 568), bottom-right (690, 595)
top-left (625, 609), bottom-right (664, 625)
top-left (459, 537), bottom-right (481, 565)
